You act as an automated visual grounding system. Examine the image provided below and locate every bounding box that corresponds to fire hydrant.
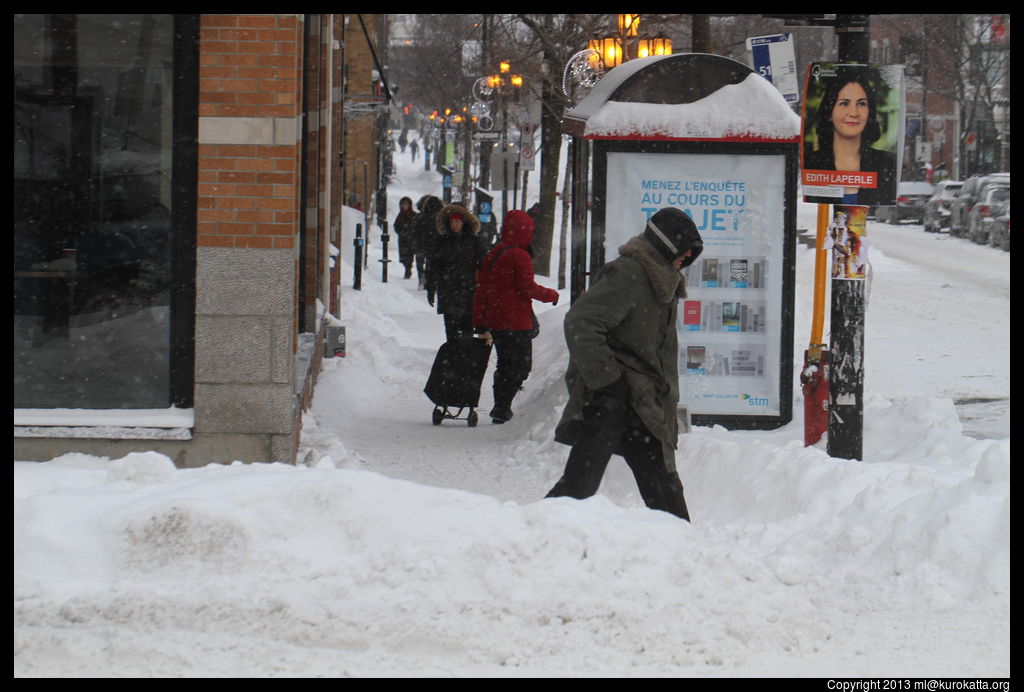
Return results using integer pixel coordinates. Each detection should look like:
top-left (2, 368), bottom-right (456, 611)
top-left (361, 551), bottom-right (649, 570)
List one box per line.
top-left (801, 347), bottom-right (830, 447)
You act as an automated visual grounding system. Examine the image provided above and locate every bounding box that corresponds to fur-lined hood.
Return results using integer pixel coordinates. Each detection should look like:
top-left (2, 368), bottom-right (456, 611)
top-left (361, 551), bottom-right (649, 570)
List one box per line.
top-left (435, 204), bottom-right (481, 237)
top-left (618, 234), bottom-right (687, 303)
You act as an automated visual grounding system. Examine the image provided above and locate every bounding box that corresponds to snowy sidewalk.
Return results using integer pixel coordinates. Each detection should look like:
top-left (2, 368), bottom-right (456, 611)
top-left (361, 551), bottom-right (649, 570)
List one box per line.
top-left (15, 136), bottom-right (1010, 678)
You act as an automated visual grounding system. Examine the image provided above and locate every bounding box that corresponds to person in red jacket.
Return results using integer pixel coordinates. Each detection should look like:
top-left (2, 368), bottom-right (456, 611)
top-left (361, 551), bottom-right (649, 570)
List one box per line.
top-left (473, 210), bottom-right (560, 424)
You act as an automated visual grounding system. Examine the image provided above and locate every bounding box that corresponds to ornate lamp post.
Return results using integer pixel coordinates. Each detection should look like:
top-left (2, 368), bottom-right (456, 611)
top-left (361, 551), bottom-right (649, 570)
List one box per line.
top-left (587, 14), bottom-right (672, 70)
top-left (476, 60), bottom-right (524, 216)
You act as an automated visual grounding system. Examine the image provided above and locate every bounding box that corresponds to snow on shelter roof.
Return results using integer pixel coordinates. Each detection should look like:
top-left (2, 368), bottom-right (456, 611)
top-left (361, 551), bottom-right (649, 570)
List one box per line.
top-left (562, 53), bottom-right (801, 142)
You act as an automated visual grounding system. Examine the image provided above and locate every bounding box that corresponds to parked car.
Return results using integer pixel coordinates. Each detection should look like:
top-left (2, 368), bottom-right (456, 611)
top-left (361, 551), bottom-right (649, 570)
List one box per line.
top-left (950, 172), bottom-right (1010, 237)
top-left (968, 184), bottom-right (1010, 244)
top-left (922, 180), bottom-right (962, 232)
top-left (988, 201), bottom-right (1010, 252)
top-left (874, 181), bottom-right (934, 224)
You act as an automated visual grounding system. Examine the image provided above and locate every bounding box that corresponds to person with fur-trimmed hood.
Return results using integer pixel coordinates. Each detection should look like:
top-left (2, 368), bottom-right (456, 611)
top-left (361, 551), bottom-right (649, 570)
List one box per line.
top-left (425, 204), bottom-right (487, 342)
top-left (472, 209), bottom-right (560, 424)
top-left (546, 207), bottom-right (703, 522)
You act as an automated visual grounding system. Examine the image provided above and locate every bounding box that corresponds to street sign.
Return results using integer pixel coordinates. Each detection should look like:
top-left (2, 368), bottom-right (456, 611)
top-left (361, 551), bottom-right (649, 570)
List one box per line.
top-left (519, 143), bottom-right (535, 171)
top-left (746, 33), bottom-right (799, 105)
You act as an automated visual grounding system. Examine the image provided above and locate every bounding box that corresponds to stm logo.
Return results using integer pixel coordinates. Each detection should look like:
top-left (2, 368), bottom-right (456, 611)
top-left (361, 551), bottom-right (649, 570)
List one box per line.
top-left (742, 393), bottom-right (769, 407)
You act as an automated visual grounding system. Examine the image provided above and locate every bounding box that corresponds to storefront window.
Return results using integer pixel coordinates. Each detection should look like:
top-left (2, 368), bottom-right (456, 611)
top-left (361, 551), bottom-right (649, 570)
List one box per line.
top-left (13, 14), bottom-right (195, 410)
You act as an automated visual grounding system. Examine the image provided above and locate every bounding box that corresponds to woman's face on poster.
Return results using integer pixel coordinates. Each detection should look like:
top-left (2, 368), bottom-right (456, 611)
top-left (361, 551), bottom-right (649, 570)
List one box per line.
top-left (830, 81), bottom-right (870, 141)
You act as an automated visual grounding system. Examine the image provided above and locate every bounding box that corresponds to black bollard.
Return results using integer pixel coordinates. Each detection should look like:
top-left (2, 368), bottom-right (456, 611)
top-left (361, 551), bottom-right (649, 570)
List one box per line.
top-left (353, 223), bottom-right (364, 290)
top-left (379, 221), bottom-right (391, 283)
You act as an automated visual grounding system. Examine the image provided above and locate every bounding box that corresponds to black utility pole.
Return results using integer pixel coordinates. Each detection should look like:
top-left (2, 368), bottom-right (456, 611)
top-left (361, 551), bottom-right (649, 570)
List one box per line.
top-left (827, 14), bottom-right (870, 461)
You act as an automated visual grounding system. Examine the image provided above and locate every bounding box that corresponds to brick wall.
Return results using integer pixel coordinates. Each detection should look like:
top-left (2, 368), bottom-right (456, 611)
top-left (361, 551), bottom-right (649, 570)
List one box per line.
top-left (194, 14), bottom-right (305, 464)
top-left (198, 14), bottom-right (302, 250)
top-left (341, 14), bottom-right (381, 210)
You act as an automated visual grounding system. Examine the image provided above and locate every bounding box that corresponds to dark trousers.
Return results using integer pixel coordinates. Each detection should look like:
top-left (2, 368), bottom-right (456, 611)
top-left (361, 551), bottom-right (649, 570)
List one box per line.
top-left (443, 313), bottom-right (473, 342)
top-left (547, 393), bottom-right (690, 521)
top-left (415, 254), bottom-right (427, 286)
top-left (490, 329), bottom-right (532, 409)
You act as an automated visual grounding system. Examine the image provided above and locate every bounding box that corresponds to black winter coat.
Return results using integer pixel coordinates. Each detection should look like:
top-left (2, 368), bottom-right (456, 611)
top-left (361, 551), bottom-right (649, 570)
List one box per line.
top-left (413, 196), bottom-right (443, 257)
top-left (394, 201), bottom-right (417, 265)
top-left (426, 205), bottom-right (486, 318)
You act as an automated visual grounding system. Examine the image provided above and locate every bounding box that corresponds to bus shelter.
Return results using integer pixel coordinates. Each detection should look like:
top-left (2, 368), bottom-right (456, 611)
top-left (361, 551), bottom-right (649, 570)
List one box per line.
top-left (563, 53), bottom-right (801, 430)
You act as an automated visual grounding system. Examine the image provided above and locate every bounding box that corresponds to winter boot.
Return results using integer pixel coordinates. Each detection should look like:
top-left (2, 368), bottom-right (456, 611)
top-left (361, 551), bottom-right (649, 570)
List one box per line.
top-left (489, 404), bottom-right (513, 424)
top-left (490, 381), bottom-right (522, 424)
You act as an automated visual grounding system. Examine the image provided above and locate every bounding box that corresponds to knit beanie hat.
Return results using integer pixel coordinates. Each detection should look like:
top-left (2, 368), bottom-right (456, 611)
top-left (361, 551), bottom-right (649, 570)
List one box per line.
top-left (644, 208), bottom-right (703, 267)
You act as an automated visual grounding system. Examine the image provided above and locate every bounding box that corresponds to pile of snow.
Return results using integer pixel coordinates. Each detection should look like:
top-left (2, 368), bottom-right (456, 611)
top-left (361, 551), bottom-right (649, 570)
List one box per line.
top-left (14, 130), bottom-right (1009, 678)
top-left (14, 270), bottom-right (1010, 676)
top-left (586, 73), bottom-right (801, 141)
top-left (13, 426), bottom-right (1010, 677)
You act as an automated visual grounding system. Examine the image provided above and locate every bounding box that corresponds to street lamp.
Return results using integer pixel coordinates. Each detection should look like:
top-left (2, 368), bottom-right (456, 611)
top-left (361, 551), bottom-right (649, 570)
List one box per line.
top-left (479, 60), bottom-right (525, 216)
top-left (619, 13), bottom-right (639, 36)
top-left (588, 14), bottom-right (672, 70)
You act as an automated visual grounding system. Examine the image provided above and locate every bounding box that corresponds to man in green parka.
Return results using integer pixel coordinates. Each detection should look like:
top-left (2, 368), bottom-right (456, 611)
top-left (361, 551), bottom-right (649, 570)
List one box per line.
top-left (547, 207), bottom-right (702, 521)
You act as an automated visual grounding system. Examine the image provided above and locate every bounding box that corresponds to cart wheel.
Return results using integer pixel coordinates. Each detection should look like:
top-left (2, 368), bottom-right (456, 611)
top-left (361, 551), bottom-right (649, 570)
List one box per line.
top-left (467, 410), bottom-right (478, 427)
top-left (432, 407), bottom-right (443, 426)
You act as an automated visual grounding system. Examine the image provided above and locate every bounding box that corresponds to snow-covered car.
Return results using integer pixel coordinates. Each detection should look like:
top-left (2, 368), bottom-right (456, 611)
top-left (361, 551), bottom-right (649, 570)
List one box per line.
top-left (985, 200), bottom-right (1011, 252)
top-left (922, 180), bottom-right (962, 233)
top-left (874, 181), bottom-right (934, 224)
top-left (950, 172), bottom-right (1010, 237)
top-left (968, 184), bottom-right (1010, 245)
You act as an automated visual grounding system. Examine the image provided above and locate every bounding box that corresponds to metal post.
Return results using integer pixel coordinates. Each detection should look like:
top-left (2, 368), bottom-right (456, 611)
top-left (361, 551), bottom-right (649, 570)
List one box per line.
top-left (802, 204), bottom-right (832, 446)
top-left (353, 223), bottom-right (364, 290)
top-left (501, 144), bottom-right (509, 217)
top-left (569, 136), bottom-right (590, 304)
top-left (379, 221), bottom-right (390, 283)
top-left (827, 14), bottom-right (871, 461)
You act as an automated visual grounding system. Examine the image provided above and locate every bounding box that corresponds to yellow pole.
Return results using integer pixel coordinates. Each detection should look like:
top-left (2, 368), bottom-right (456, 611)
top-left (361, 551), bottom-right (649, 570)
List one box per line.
top-left (809, 203), bottom-right (830, 358)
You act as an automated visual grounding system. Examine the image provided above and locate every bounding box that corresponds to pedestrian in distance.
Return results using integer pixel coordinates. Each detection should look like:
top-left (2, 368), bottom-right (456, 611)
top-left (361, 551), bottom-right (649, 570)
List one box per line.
top-left (546, 207), bottom-right (703, 522)
top-left (394, 196), bottom-right (417, 280)
top-left (426, 204), bottom-right (487, 343)
top-left (409, 138), bottom-right (419, 162)
top-left (472, 210), bottom-right (560, 424)
top-left (413, 195), bottom-right (443, 290)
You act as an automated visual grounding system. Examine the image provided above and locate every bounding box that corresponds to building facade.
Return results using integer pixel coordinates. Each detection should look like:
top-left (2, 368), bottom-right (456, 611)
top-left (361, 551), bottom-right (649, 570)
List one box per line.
top-left (14, 14), bottom-right (388, 466)
top-left (870, 14), bottom-right (1011, 181)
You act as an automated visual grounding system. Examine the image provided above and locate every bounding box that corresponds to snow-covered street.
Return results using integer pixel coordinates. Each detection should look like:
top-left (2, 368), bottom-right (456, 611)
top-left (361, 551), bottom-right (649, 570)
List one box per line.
top-left (14, 138), bottom-right (1009, 678)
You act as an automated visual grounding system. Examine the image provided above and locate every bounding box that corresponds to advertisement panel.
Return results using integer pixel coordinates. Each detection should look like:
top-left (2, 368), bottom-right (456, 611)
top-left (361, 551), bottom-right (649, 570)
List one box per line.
top-left (597, 144), bottom-right (795, 427)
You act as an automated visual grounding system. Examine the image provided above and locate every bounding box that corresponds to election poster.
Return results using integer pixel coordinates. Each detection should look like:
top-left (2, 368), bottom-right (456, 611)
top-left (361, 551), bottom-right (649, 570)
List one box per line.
top-left (603, 151), bottom-right (789, 420)
top-left (801, 62), bottom-right (905, 206)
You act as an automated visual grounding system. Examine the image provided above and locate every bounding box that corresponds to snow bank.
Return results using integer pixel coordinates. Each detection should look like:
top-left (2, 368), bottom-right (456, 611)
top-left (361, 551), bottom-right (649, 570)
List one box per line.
top-left (586, 73), bottom-right (801, 140)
